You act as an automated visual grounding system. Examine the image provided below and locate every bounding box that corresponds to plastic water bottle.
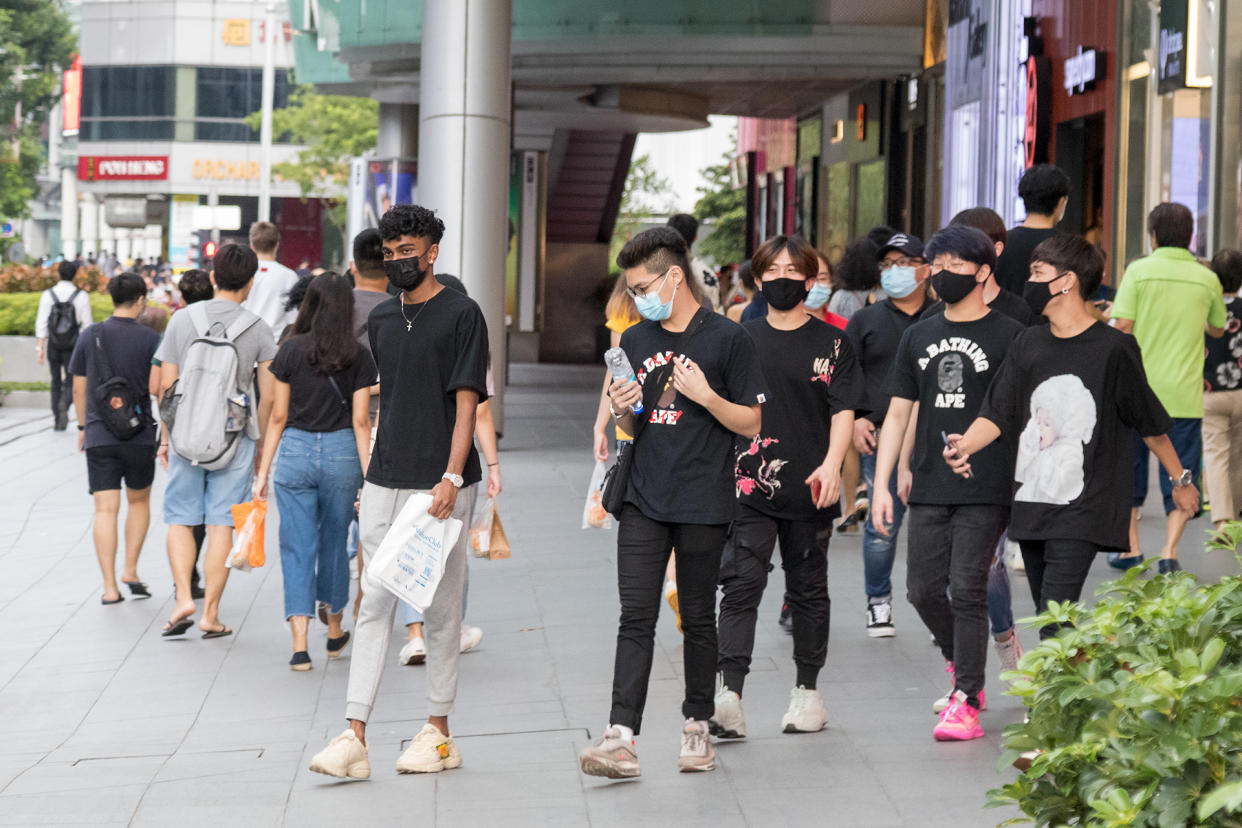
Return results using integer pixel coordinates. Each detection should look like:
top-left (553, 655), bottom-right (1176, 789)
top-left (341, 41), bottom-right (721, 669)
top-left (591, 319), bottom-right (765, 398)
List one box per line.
top-left (603, 347), bottom-right (643, 414)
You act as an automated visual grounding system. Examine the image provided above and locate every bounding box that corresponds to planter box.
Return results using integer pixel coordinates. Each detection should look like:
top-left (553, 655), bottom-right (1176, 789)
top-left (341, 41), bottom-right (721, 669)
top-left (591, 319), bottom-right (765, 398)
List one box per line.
top-left (0, 336), bottom-right (49, 383)
top-left (1, 390), bottom-right (51, 409)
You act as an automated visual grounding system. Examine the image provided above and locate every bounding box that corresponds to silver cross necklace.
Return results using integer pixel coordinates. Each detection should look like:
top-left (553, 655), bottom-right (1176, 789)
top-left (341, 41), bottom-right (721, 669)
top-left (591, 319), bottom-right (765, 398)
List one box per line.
top-left (399, 290), bottom-right (437, 332)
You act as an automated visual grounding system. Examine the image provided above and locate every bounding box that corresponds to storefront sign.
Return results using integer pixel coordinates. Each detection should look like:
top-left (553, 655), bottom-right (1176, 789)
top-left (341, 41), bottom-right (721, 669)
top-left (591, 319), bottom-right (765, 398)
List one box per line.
top-left (1063, 47), bottom-right (1105, 95)
top-left (191, 159), bottom-right (261, 181)
top-left (222, 18), bottom-right (250, 46)
top-left (62, 56), bottom-right (81, 135)
top-left (1158, 2), bottom-right (1188, 93)
top-left (1024, 56), bottom-right (1051, 168)
top-left (77, 155), bottom-right (168, 181)
top-left (856, 104), bottom-right (866, 141)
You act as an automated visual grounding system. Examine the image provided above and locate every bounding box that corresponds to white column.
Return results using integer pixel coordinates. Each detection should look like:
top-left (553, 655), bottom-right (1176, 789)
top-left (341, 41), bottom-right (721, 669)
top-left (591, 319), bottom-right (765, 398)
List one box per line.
top-left (60, 167), bottom-right (78, 259)
top-left (418, 0), bottom-right (512, 427)
top-left (79, 193), bottom-right (99, 258)
top-left (257, 1), bottom-right (277, 221)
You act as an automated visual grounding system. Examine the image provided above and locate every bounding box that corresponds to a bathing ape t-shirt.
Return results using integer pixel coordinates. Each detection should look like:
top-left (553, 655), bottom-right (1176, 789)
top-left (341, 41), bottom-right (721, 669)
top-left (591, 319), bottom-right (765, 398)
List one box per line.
top-left (884, 310), bottom-right (1024, 506)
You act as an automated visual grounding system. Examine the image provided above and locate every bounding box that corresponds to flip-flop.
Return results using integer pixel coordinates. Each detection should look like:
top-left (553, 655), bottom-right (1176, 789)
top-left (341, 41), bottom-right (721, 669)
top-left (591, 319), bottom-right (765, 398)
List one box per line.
top-left (162, 617), bottom-right (194, 637)
top-left (201, 626), bottom-right (233, 639)
top-left (123, 581), bottom-right (152, 599)
top-left (101, 595), bottom-right (125, 605)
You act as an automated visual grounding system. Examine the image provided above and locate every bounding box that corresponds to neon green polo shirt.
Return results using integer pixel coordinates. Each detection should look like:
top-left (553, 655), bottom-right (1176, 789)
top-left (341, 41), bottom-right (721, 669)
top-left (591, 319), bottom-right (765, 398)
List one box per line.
top-left (1111, 247), bottom-right (1226, 418)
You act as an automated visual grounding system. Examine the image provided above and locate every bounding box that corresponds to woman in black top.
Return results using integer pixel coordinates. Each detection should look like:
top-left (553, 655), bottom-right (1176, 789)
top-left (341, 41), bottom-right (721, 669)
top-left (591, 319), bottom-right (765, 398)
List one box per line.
top-left (254, 272), bottom-right (378, 671)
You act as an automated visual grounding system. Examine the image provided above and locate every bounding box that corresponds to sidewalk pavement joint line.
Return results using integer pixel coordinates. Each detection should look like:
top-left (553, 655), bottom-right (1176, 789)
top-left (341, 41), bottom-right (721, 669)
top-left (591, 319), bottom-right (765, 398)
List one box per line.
top-left (0, 470), bottom-right (91, 560)
top-left (72, 753), bottom-right (173, 765)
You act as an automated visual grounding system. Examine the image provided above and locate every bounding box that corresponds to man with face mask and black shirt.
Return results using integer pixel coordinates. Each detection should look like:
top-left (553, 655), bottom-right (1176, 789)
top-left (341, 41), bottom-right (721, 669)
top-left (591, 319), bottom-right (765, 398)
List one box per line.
top-left (309, 204), bottom-right (489, 781)
top-left (843, 234), bottom-right (933, 638)
top-left (993, 164), bottom-right (1070, 295)
top-left (870, 226), bottom-right (1024, 743)
top-left (711, 235), bottom-right (861, 741)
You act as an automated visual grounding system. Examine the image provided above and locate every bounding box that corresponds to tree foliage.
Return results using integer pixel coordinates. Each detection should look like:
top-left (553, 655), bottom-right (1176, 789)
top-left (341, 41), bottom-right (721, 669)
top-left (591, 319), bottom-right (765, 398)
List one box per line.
top-left (0, 0), bottom-right (76, 221)
top-left (694, 136), bottom-right (745, 266)
top-left (609, 152), bottom-right (676, 265)
top-left (245, 85), bottom-right (378, 258)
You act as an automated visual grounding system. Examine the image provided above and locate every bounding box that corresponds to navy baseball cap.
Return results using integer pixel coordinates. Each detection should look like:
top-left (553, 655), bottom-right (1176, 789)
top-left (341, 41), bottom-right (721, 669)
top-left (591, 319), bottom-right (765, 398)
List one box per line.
top-left (877, 233), bottom-right (925, 260)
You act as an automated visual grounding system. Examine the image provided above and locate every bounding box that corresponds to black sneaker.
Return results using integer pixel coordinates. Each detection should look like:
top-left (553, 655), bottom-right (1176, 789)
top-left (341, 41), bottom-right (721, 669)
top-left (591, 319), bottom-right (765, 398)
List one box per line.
top-left (1158, 558), bottom-right (1182, 575)
top-left (778, 603), bottom-right (793, 634)
top-left (290, 651), bottom-right (312, 672)
top-left (866, 599), bottom-right (895, 638)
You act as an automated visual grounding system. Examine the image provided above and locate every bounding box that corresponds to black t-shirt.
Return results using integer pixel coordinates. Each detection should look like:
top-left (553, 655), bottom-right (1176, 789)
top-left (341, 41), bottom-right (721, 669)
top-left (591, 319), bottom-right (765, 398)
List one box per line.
top-left (365, 288), bottom-right (490, 489)
top-left (980, 322), bottom-right (1171, 550)
top-left (269, 334), bottom-right (378, 432)
top-left (885, 310), bottom-right (1024, 506)
top-left (994, 226), bottom-right (1061, 294)
top-left (921, 286), bottom-right (1036, 327)
top-left (68, 317), bottom-right (160, 449)
top-left (844, 296), bottom-right (934, 425)
top-left (621, 312), bottom-right (768, 525)
top-left (1205, 297), bottom-right (1242, 391)
top-left (736, 317), bottom-right (862, 520)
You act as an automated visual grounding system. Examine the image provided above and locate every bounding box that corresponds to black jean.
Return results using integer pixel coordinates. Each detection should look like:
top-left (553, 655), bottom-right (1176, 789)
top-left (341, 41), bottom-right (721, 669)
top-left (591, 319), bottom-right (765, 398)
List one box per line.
top-left (906, 503), bottom-right (1009, 702)
top-left (609, 503), bottom-right (728, 734)
top-left (1018, 538), bottom-right (1097, 640)
top-left (718, 504), bottom-right (832, 693)
top-left (47, 346), bottom-right (74, 418)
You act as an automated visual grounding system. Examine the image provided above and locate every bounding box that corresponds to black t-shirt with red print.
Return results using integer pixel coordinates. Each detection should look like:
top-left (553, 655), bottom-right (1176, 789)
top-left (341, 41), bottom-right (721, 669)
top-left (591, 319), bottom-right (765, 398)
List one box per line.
top-left (619, 313), bottom-right (768, 525)
top-left (735, 316), bottom-right (863, 520)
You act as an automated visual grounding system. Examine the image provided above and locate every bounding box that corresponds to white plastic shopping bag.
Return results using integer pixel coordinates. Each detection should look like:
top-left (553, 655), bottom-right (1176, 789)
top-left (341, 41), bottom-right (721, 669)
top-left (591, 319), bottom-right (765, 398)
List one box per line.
top-left (582, 460), bottom-right (614, 530)
top-left (365, 493), bottom-right (463, 612)
top-left (469, 496), bottom-right (496, 557)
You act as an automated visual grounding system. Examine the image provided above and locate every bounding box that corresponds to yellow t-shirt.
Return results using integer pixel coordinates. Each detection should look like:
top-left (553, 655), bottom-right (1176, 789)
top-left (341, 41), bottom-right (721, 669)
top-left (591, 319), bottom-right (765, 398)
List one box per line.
top-left (606, 312), bottom-right (640, 440)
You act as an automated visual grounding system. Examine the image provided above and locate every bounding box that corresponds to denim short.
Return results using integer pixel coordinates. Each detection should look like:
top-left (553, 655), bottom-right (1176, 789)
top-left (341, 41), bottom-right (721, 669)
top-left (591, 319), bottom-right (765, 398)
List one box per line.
top-left (163, 436), bottom-right (256, 527)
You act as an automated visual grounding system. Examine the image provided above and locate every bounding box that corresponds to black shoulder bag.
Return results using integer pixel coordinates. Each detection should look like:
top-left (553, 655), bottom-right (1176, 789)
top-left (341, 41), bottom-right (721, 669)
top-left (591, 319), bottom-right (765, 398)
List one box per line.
top-left (600, 310), bottom-right (709, 518)
top-left (91, 329), bottom-right (152, 441)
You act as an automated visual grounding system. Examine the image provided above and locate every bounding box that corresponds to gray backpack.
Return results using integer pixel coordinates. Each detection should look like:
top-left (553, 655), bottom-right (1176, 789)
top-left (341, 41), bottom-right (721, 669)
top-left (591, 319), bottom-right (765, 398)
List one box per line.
top-left (163, 303), bottom-right (259, 470)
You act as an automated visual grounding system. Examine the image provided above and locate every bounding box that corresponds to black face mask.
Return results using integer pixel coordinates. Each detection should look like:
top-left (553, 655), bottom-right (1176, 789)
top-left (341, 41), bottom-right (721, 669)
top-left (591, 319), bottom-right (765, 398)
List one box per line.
top-left (1023, 274), bottom-right (1070, 316)
top-left (761, 277), bottom-right (809, 311)
top-left (385, 256), bottom-right (428, 292)
top-left (930, 269), bottom-right (979, 305)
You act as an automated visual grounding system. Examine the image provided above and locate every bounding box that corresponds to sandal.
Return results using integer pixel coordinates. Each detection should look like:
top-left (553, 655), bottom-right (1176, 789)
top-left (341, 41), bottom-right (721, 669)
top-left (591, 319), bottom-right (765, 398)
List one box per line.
top-left (123, 581), bottom-right (151, 599)
top-left (201, 625), bottom-right (233, 639)
top-left (162, 617), bottom-right (194, 637)
top-left (102, 594), bottom-right (125, 605)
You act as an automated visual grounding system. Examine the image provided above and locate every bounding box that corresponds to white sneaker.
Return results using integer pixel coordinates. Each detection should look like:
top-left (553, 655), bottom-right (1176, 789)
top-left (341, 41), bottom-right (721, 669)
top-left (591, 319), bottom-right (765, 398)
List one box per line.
top-left (459, 625), bottom-right (483, 654)
top-left (579, 726), bottom-right (641, 779)
top-left (709, 686), bottom-right (746, 739)
top-left (309, 729), bottom-right (371, 779)
top-left (866, 599), bottom-right (895, 638)
top-left (396, 723), bottom-right (462, 773)
top-left (677, 719), bottom-right (715, 772)
top-left (995, 630), bottom-right (1024, 682)
top-left (932, 662), bottom-right (987, 713)
top-left (399, 637), bottom-right (426, 666)
top-left (781, 686), bottom-right (827, 733)
top-left (1004, 540), bottom-right (1025, 573)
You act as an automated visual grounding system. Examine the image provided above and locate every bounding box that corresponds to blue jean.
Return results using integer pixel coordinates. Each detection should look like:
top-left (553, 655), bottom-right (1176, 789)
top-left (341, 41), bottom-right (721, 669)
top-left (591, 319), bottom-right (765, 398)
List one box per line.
top-left (272, 428), bottom-right (363, 619)
top-left (1132, 419), bottom-right (1202, 514)
top-left (861, 450), bottom-right (906, 599)
top-left (987, 530), bottom-right (1013, 635)
top-left (164, 436), bottom-right (256, 527)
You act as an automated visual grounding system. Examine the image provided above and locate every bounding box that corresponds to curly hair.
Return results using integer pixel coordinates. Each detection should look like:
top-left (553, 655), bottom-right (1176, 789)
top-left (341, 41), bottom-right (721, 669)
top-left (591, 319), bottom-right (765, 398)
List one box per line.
top-left (378, 204), bottom-right (445, 245)
top-left (834, 239), bottom-right (880, 292)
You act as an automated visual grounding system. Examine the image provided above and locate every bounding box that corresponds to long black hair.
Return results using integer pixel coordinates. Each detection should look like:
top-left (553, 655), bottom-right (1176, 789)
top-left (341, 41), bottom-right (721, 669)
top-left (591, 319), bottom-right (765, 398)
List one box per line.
top-left (287, 271), bottom-right (359, 374)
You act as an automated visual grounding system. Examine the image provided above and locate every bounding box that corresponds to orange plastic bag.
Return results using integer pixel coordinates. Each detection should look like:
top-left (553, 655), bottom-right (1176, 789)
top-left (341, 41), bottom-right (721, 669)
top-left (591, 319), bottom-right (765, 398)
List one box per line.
top-left (227, 499), bottom-right (267, 570)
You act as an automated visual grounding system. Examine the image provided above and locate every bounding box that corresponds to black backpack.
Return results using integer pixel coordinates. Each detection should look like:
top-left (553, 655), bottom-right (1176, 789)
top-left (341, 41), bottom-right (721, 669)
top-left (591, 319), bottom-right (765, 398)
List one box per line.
top-left (47, 287), bottom-right (82, 351)
top-left (91, 327), bottom-right (151, 441)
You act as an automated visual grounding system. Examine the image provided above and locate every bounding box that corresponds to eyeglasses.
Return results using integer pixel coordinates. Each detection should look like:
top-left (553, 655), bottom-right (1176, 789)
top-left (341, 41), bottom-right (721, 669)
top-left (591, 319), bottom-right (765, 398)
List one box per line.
top-left (627, 268), bottom-right (672, 298)
top-left (878, 257), bottom-right (919, 271)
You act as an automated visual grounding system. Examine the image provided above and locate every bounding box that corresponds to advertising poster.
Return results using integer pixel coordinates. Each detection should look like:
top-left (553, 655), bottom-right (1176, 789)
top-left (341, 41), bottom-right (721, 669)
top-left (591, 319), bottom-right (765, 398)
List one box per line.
top-left (364, 159), bottom-right (417, 229)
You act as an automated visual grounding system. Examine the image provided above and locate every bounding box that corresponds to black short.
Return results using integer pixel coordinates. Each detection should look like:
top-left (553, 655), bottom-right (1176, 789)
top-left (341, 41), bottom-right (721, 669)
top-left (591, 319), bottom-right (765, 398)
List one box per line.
top-left (86, 443), bottom-right (157, 493)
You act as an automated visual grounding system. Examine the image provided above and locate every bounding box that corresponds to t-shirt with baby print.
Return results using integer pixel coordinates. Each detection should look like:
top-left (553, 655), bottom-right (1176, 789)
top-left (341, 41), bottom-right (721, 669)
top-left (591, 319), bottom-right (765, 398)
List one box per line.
top-left (978, 322), bottom-right (1171, 551)
top-left (736, 316), bottom-right (863, 520)
top-left (619, 310), bottom-right (768, 525)
top-left (884, 310), bottom-right (1024, 506)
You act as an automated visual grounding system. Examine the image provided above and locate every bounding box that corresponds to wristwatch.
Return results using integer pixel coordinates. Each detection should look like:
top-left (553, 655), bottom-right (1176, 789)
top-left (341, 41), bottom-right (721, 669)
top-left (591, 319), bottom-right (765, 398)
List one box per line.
top-left (442, 472), bottom-right (464, 488)
top-left (1172, 469), bottom-right (1194, 488)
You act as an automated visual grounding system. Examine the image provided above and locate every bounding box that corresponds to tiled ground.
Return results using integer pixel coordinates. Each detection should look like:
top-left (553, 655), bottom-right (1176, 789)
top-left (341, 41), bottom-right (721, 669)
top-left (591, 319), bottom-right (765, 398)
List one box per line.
top-left (0, 365), bottom-right (1232, 827)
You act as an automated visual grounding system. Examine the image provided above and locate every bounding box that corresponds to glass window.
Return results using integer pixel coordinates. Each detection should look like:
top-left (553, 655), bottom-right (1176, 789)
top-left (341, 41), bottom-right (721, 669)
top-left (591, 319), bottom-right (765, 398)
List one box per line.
top-left (854, 160), bottom-right (886, 239)
top-left (195, 67), bottom-right (293, 141)
top-left (82, 66), bottom-right (176, 117)
top-left (80, 119), bottom-right (175, 141)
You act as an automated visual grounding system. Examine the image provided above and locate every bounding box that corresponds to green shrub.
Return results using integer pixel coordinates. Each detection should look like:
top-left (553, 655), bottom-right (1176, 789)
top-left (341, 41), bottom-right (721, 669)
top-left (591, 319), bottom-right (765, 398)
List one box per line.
top-left (990, 559), bottom-right (1242, 826)
top-left (0, 292), bottom-right (112, 336)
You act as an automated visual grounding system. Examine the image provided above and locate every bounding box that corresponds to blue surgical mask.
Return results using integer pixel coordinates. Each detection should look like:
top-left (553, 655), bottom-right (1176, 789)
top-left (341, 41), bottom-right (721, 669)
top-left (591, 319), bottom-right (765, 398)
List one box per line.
top-left (805, 283), bottom-right (832, 309)
top-left (634, 280), bottom-right (677, 321)
top-left (881, 265), bottom-right (919, 299)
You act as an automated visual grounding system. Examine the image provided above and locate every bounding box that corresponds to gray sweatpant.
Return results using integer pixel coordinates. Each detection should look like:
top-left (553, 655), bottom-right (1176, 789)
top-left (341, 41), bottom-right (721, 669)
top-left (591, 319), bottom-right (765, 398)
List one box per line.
top-left (345, 482), bottom-right (476, 722)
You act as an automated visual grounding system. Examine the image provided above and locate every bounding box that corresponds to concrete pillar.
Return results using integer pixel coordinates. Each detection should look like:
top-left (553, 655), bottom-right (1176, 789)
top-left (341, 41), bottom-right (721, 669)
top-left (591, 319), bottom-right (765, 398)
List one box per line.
top-left (418, 0), bottom-right (512, 428)
top-left (377, 103), bottom-right (419, 158)
top-left (60, 167), bottom-right (78, 259)
top-left (79, 193), bottom-right (99, 258)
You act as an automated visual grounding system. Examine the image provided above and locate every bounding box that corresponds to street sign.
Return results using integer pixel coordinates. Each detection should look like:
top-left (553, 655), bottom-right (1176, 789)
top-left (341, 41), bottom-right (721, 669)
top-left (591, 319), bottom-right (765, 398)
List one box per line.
top-left (192, 205), bottom-right (243, 231)
top-left (0, 221), bottom-right (14, 238)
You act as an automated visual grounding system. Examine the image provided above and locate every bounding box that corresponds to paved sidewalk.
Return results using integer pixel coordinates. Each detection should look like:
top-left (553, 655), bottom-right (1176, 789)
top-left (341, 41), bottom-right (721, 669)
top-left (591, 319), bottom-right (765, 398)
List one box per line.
top-left (0, 366), bottom-right (1233, 827)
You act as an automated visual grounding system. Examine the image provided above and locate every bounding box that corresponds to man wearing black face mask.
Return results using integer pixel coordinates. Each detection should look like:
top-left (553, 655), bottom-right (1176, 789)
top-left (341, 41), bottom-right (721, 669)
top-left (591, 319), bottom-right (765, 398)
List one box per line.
top-left (711, 235), bottom-right (861, 739)
top-left (310, 204), bottom-right (490, 780)
top-left (869, 226), bottom-right (1023, 742)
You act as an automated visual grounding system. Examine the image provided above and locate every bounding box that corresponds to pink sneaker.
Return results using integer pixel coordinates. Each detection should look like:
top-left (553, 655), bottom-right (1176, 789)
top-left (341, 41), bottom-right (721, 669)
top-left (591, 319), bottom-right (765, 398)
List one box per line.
top-left (933, 690), bottom-right (984, 741)
top-left (932, 663), bottom-right (987, 713)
